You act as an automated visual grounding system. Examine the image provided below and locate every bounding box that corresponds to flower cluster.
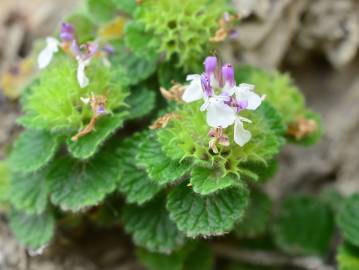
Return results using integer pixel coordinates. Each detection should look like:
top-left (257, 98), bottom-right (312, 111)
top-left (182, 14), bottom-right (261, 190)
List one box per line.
top-left (182, 56), bottom-right (264, 149)
top-left (37, 22), bottom-right (114, 88)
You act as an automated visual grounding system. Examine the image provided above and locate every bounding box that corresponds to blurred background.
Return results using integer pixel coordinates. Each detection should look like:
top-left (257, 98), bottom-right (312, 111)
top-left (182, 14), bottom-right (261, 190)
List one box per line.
top-left (1, 0), bottom-right (359, 269)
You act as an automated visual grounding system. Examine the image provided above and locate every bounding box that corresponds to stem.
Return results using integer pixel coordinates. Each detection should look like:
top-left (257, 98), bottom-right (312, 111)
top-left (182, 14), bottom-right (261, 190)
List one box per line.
top-left (212, 243), bottom-right (335, 270)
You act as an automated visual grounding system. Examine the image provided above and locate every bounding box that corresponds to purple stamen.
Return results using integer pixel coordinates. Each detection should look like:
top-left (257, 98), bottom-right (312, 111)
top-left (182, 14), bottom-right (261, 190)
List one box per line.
top-left (201, 74), bottom-right (213, 98)
top-left (60, 22), bottom-right (75, 42)
top-left (222, 64), bottom-right (235, 87)
top-left (204, 56), bottom-right (217, 76)
top-left (96, 105), bottom-right (106, 115)
top-left (102, 44), bottom-right (115, 55)
top-left (235, 100), bottom-right (248, 112)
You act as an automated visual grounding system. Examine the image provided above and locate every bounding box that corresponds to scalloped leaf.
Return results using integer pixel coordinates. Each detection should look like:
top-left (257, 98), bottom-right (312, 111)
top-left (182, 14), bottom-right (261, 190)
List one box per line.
top-left (167, 183), bottom-right (249, 237)
top-left (273, 195), bottom-right (334, 255)
top-left (337, 194), bottom-right (359, 248)
top-left (9, 129), bottom-right (60, 174)
top-left (9, 209), bottom-right (55, 250)
top-left (337, 243), bottom-right (359, 270)
top-left (190, 166), bottom-right (239, 195)
top-left (47, 149), bottom-right (120, 211)
top-left (157, 101), bottom-right (285, 179)
top-left (125, 88), bottom-right (156, 120)
top-left (116, 135), bottom-right (161, 205)
top-left (10, 170), bottom-right (49, 215)
top-left (67, 112), bottom-right (127, 159)
top-left (235, 190), bottom-right (272, 238)
top-left (136, 132), bottom-right (191, 186)
top-left (122, 195), bottom-right (185, 253)
top-left (0, 161), bottom-right (10, 202)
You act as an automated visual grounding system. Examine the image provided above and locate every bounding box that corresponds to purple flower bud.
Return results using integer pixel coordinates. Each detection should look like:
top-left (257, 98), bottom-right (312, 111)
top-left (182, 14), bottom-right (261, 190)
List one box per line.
top-left (201, 74), bottom-right (213, 98)
top-left (60, 22), bottom-right (75, 41)
top-left (222, 64), bottom-right (235, 87)
top-left (102, 44), bottom-right (115, 55)
top-left (204, 56), bottom-right (217, 76)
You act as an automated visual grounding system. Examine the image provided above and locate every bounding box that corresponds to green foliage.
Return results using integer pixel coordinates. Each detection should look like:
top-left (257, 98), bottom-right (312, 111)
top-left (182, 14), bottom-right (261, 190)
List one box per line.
top-left (67, 111), bottom-right (127, 159)
top-left (87, 0), bottom-right (117, 22)
top-left (125, 87), bottom-right (156, 120)
top-left (9, 129), bottom-right (60, 173)
top-left (157, 101), bottom-right (284, 180)
top-left (0, 161), bottom-right (10, 202)
top-left (10, 170), bottom-right (49, 215)
top-left (116, 135), bottom-right (161, 205)
top-left (9, 209), bottom-right (55, 250)
top-left (122, 195), bottom-right (185, 253)
top-left (47, 149), bottom-right (120, 211)
top-left (235, 190), bottom-right (272, 238)
top-left (167, 183), bottom-right (249, 237)
top-left (20, 57), bottom-right (127, 132)
top-left (66, 14), bottom-right (96, 43)
top-left (137, 0), bottom-right (227, 71)
top-left (112, 0), bottom-right (137, 15)
top-left (337, 243), bottom-right (359, 270)
top-left (136, 132), bottom-right (191, 185)
top-left (273, 195), bottom-right (334, 256)
top-left (337, 194), bottom-right (359, 248)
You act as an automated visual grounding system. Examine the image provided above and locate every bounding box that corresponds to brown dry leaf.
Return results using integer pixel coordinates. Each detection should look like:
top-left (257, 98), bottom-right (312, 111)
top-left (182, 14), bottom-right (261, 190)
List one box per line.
top-left (160, 83), bottom-right (185, 103)
top-left (149, 113), bottom-right (181, 130)
top-left (287, 117), bottom-right (318, 140)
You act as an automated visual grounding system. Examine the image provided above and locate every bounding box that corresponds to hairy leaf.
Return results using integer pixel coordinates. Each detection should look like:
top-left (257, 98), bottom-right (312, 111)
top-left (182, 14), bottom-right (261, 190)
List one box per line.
top-left (47, 149), bottom-right (120, 211)
top-left (125, 88), bottom-right (156, 120)
top-left (337, 243), bottom-right (359, 270)
top-left (167, 183), bottom-right (249, 237)
top-left (9, 129), bottom-right (60, 173)
top-left (87, 0), bottom-right (117, 22)
top-left (273, 195), bottom-right (334, 255)
top-left (9, 209), bottom-right (55, 250)
top-left (337, 194), bottom-right (359, 247)
top-left (67, 112), bottom-right (127, 159)
top-left (122, 196), bottom-right (185, 253)
top-left (112, 0), bottom-right (137, 15)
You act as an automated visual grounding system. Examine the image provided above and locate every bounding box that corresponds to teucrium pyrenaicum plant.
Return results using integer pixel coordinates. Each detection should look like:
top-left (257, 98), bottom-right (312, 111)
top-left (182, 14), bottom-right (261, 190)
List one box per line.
top-left (1, 0), bottom-right (351, 269)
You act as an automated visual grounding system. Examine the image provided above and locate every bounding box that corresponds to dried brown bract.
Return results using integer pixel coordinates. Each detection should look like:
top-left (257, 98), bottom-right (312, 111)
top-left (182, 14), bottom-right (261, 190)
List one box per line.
top-left (149, 113), bottom-right (181, 130)
top-left (160, 82), bottom-right (186, 103)
top-left (287, 117), bottom-right (318, 140)
top-left (210, 13), bottom-right (240, 43)
top-left (208, 127), bottom-right (230, 154)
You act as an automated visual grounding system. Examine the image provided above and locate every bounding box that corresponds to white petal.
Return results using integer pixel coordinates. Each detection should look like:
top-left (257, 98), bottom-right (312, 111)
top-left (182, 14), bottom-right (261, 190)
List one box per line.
top-left (245, 91), bottom-right (262, 110)
top-left (206, 98), bottom-right (236, 128)
top-left (77, 60), bottom-right (90, 88)
top-left (234, 118), bottom-right (251, 146)
top-left (222, 83), bottom-right (236, 95)
top-left (182, 77), bottom-right (203, 102)
top-left (186, 74), bottom-right (201, 81)
top-left (37, 37), bottom-right (59, 69)
top-left (238, 83), bottom-right (255, 92)
top-left (80, 97), bottom-right (90, 104)
top-left (200, 99), bottom-right (209, 112)
top-left (235, 83), bottom-right (262, 110)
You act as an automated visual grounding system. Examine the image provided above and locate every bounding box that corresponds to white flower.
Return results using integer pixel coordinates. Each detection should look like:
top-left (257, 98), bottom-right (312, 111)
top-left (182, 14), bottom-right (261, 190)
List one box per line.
top-left (234, 117), bottom-right (252, 146)
top-left (235, 83), bottom-right (262, 110)
top-left (182, 74), bottom-right (203, 102)
top-left (200, 96), bottom-right (236, 128)
top-left (37, 37), bottom-right (59, 69)
top-left (77, 58), bottom-right (90, 88)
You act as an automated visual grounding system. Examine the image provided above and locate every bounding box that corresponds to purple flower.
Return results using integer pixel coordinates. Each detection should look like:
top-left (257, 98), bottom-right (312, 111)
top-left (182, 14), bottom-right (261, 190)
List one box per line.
top-left (201, 74), bottom-right (213, 98)
top-left (204, 56), bottom-right (217, 76)
top-left (60, 22), bottom-right (75, 42)
top-left (222, 64), bottom-right (235, 87)
top-left (96, 105), bottom-right (106, 116)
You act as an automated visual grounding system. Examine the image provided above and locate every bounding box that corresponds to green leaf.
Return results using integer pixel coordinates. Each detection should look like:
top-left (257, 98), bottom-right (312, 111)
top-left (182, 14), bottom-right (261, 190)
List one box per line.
top-left (9, 209), bottom-right (55, 250)
top-left (167, 183), bottom-right (249, 237)
top-left (337, 243), bottom-right (359, 270)
top-left (125, 87), bottom-right (156, 120)
top-left (158, 60), bottom-right (186, 89)
top-left (337, 194), bottom-right (359, 248)
top-left (190, 166), bottom-right (239, 195)
top-left (66, 14), bottom-right (96, 43)
top-left (112, 0), bottom-right (137, 15)
top-left (116, 135), bottom-right (161, 205)
top-left (0, 161), bottom-right (10, 202)
top-left (235, 190), bottom-right (272, 238)
top-left (87, 0), bottom-right (117, 22)
top-left (9, 129), bottom-right (60, 173)
top-left (113, 48), bottom-right (158, 86)
top-left (123, 196), bottom-right (185, 253)
top-left (47, 149), bottom-right (120, 211)
top-left (10, 170), bottom-right (49, 215)
top-left (136, 132), bottom-right (191, 185)
top-left (273, 195), bottom-right (334, 255)
top-left (67, 112), bottom-right (127, 159)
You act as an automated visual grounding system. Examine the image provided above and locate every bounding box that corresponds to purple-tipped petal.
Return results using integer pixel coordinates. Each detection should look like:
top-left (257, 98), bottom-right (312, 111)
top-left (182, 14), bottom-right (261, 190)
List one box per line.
top-left (201, 74), bottom-right (213, 98)
top-left (204, 56), bottom-right (217, 75)
top-left (60, 22), bottom-right (75, 41)
top-left (222, 64), bottom-right (235, 87)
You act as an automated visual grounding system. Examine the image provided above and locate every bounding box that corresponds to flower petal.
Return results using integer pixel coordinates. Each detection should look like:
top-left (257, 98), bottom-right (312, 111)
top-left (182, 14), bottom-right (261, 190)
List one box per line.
top-left (206, 98), bottom-right (236, 128)
top-left (235, 83), bottom-right (262, 110)
top-left (234, 118), bottom-right (251, 146)
top-left (37, 37), bottom-right (59, 69)
top-left (77, 60), bottom-right (90, 88)
top-left (182, 76), bottom-right (203, 102)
